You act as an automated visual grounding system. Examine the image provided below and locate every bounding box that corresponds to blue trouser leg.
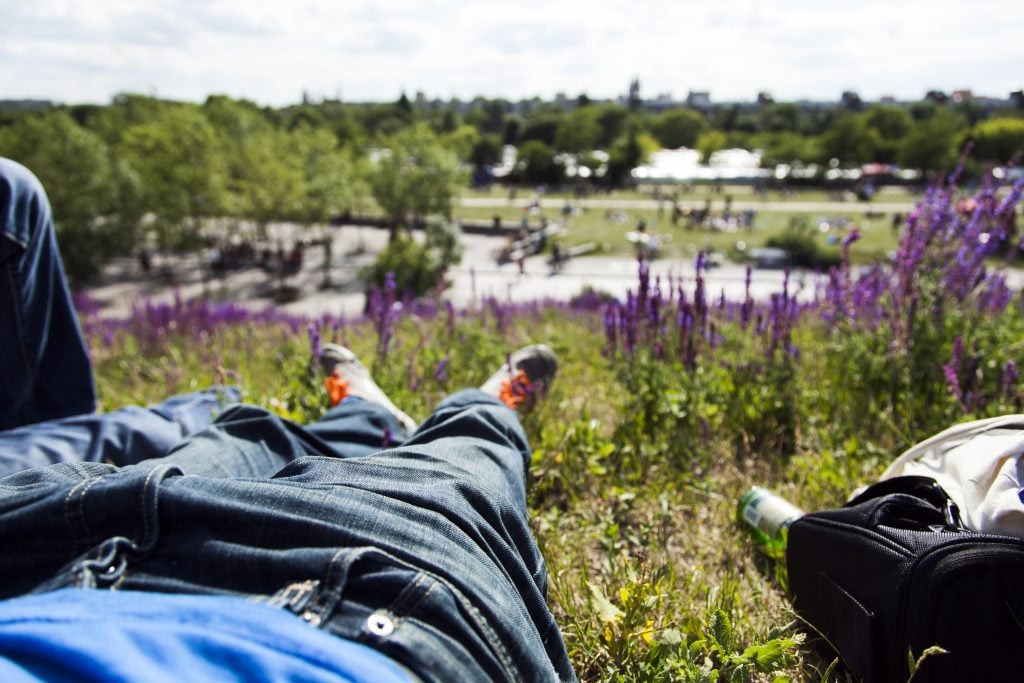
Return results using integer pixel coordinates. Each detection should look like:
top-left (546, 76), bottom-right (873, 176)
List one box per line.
top-left (0, 158), bottom-right (96, 430)
top-left (0, 389), bottom-right (576, 682)
top-left (0, 387), bottom-right (241, 476)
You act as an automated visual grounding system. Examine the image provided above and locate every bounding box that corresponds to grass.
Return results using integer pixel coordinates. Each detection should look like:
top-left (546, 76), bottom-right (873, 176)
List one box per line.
top-left (453, 204), bottom-right (900, 263)
top-left (462, 184), bottom-right (920, 205)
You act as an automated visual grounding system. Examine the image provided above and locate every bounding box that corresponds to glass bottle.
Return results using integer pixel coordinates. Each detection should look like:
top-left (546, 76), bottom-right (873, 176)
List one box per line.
top-left (737, 487), bottom-right (804, 554)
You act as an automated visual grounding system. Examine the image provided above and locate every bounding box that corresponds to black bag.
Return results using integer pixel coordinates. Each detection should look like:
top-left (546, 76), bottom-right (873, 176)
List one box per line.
top-left (787, 475), bottom-right (1024, 682)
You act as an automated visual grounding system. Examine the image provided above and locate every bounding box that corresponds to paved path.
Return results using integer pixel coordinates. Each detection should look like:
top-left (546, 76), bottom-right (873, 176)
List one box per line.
top-left (84, 226), bottom-right (820, 321)
top-left (84, 222), bottom-right (1023, 322)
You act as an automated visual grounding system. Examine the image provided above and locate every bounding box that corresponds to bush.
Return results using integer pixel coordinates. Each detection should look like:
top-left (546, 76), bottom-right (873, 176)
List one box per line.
top-left (360, 220), bottom-right (464, 299)
top-left (765, 218), bottom-right (839, 269)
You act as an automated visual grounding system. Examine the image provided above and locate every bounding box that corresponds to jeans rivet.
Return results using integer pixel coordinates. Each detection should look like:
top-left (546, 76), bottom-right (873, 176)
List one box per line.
top-left (367, 612), bottom-right (395, 637)
top-left (105, 564), bottom-right (118, 575)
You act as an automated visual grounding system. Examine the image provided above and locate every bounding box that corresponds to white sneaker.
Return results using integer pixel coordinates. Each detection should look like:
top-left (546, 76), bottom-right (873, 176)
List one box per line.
top-left (480, 344), bottom-right (558, 411)
top-left (319, 344), bottom-right (417, 433)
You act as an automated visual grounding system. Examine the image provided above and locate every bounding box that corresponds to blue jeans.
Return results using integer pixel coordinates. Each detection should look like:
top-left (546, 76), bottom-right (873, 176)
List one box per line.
top-left (0, 157), bottom-right (235, 475)
top-left (0, 390), bottom-right (576, 682)
top-left (0, 387), bottom-right (241, 476)
top-left (0, 157), bottom-right (96, 430)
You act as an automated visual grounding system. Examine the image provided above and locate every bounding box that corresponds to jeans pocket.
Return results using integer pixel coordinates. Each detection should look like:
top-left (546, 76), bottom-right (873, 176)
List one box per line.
top-left (312, 552), bottom-right (520, 683)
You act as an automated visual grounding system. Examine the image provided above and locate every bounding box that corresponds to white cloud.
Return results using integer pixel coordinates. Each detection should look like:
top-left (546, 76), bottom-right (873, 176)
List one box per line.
top-left (0, 0), bottom-right (1021, 105)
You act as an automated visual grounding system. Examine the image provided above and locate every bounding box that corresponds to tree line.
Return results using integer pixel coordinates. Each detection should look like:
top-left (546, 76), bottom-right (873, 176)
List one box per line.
top-left (1, 92), bottom-right (1022, 283)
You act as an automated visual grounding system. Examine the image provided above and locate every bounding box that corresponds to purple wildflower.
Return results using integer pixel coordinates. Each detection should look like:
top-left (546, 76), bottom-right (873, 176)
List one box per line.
top-left (944, 336), bottom-right (965, 410)
top-left (307, 322), bottom-right (322, 360)
top-left (1001, 360), bottom-right (1019, 398)
top-left (433, 354), bottom-right (450, 383)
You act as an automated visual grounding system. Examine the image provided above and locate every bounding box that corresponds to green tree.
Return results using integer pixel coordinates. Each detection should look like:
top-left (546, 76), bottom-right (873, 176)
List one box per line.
top-left (469, 134), bottom-right (504, 170)
top-left (519, 113), bottom-right (563, 146)
top-left (369, 123), bottom-right (465, 233)
top-left (899, 109), bottom-right (965, 172)
top-left (234, 126), bottom-right (306, 230)
top-left (696, 130), bottom-right (727, 163)
top-left (0, 111), bottom-right (142, 283)
top-left (968, 117), bottom-right (1024, 163)
top-left (360, 218), bottom-right (464, 298)
top-left (606, 123), bottom-right (648, 186)
top-left (649, 108), bottom-right (707, 149)
top-left (864, 106), bottom-right (914, 163)
top-left (440, 124), bottom-right (481, 161)
top-left (88, 93), bottom-right (171, 146)
top-left (293, 126), bottom-right (364, 226)
top-left (514, 140), bottom-right (565, 185)
top-left (754, 132), bottom-right (821, 166)
top-left (757, 103), bottom-right (802, 133)
top-left (864, 105), bottom-right (913, 141)
top-left (595, 104), bottom-right (630, 147)
top-left (554, 107), bottom-right (602, 154)
top-left (820, 113), bottom-right (880, 164)
top-left (118, 104), bottom-right (227, 250)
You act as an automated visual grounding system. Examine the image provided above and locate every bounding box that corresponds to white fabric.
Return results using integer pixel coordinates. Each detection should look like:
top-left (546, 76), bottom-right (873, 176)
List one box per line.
top-left (876, 415), bottom-right (1024, 537)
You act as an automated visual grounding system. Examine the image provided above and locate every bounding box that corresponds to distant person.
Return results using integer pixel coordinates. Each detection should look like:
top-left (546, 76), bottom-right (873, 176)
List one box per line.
top-left (891, 212), bottom-right (904, 237)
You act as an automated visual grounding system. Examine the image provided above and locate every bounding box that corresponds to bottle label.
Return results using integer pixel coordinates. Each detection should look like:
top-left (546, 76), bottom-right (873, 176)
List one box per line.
top-left (742, 489), bottom-right (804, 537)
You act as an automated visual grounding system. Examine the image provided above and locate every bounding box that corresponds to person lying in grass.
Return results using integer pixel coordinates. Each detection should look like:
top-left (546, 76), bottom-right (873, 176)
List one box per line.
top-left (0, 157), bottom-right (576, 682)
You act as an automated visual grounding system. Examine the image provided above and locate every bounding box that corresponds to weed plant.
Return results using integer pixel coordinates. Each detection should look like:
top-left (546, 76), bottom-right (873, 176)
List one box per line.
top-left (81, 170), bottom-right (1023, 681)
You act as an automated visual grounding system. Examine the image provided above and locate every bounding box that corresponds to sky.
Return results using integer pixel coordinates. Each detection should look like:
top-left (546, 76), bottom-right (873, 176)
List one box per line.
top-left (2, 0), bottom-right (1022, 107)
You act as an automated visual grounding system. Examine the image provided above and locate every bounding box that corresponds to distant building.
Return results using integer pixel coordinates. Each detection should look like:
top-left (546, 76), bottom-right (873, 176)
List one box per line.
top-left (0, 99), bottom-right (53, 111)
top-left (686, 91), bottom-right (711, 110)
top-left (627, 78), bottom-right (641, 111)
top-left (840, 90), bottom-right (863, 110)
top-left (647, 92), bottom-right (676, 111)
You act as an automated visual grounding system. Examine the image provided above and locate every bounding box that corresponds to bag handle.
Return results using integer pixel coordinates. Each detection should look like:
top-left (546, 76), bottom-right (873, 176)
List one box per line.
top-left (847, 475), bottom-right (965, 531)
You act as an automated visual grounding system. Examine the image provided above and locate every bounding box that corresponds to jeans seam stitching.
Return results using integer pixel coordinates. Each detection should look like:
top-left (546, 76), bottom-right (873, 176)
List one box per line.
top-left (396, 577), bottom-right (437, 621)
top-left (63, 476), bottom-right (101, 547)
top-left (139, 466), bottom-right (164, 548)
top-left (388, 572), bottom-right (430, 617)
top-left (450, 583), bottom-right (519, 681)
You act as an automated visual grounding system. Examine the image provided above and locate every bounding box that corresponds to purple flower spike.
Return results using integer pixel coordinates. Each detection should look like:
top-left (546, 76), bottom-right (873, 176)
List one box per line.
top-left (433, 354), bottom-right (450, 383)
top-left (1001, 360), bottom-right (1019, 398)
top-left (307, 322), bottom-right (322, 359)
top-left (944, 336), bottom-right (966, 411)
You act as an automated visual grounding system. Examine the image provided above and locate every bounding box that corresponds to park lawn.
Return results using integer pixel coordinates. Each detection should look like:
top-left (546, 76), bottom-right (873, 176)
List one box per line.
top-left (453, 204), bottom-right (900, 264)
top-left (462, 184), bottom-right (920, 205)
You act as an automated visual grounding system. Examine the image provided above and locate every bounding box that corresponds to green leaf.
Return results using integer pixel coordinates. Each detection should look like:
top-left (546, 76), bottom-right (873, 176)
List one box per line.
top-left (740, 638), bottom-right (798, 671)
top-left (587, 581), bottom-right (624, 624)
top-left (708, 609), bottom-right (734, 652)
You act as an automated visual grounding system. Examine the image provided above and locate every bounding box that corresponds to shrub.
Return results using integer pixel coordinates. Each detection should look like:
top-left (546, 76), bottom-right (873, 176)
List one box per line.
top-left (764, 218), bottom-right (839, 270)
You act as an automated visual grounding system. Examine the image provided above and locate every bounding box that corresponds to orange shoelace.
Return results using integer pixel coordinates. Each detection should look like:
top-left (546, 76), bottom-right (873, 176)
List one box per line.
top-left (323, 375), bottom-right (350, 407)
top-left (499, 369), bottom-right (533, 409)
